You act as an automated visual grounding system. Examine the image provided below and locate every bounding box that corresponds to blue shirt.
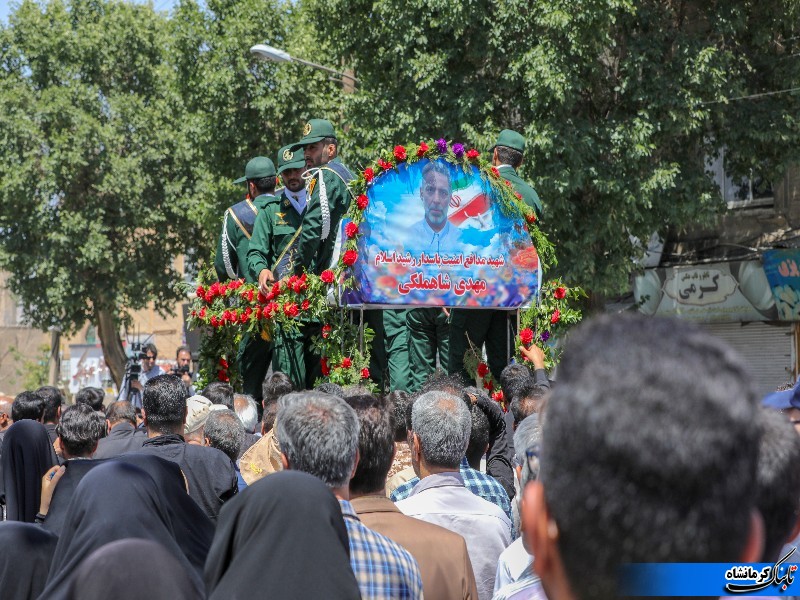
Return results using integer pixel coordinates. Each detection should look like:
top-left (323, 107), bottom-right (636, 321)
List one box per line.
top-left (391, 457), bottom-right (513, 523)
top-left (338, 499), bottom-right (423, 599)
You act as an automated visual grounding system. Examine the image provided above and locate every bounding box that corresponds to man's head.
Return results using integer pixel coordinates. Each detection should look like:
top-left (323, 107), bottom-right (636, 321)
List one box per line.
top-left (314, 381), bottom-right (344, 398)
top-left (175, 346), bottom-right (191, 369)
top-left (202, 381), bottom-right (234, 410)
top-left (514, 414), bottom-right (541, 485)
top-left (234, 156), bottom-right (277, 199)
top-left (11, 391), bottom-right (44, 422)
top-left (345, 394), bottom-right (395, 497)
top-left (37, 386), bottom-right (65, 424)
top-left (385, 390), bottom-right (410, 442)
top-left (410, 391), bottom-right (471, 474)
top-left (491, 129), bottom-right (526, 169)
top-left (184, 394), bottom-right (214, 442)
top-left (262, 401), bottom-right (278, 434)
top-left (141, 343), bottom-right (158, 373)
top-left (291, 119), bottom-right (338, 169)
top-left (75, 387), bottom-right (105, 412)
top-left (755, 408), bottom-right (800, 561)
top-left (105, 401), bottom-right (137, 431)
top-left (142, 375), bottom-right (188, 436)
top-left (56, 404), bottom-right (104, 459)
top-left (0, 395), bottom-right (13, 430)
top-left (527, 315), bottom-right (762, 600)
top-left (510, 379), bottom-right (547, 426)
top-left (204, 409), bottom-right (245, 463)
top-left (233, 394), bottom-right (259, 434)
top-left (419, 161), bottom-right (452, 233)
top-left (276, 391), bottom-right (359, 490)
top-left (262, 371), bottom-right (293, 407)
top-left (500, 363), bottom-right (533, 403)
top-left (465, 403), bottom-right (490, 470)
top-left (277, 144), bottom-right (307, 194)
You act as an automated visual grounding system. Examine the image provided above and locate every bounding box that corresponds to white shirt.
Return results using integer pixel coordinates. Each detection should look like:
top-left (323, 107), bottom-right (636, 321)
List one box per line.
top-left (494, 537), bottom-right (533, 592)
top-left (408, 219), bottom-right (462, 255)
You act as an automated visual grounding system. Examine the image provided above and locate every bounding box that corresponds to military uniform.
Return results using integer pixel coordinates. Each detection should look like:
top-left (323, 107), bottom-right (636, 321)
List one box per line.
top-left (366, 308), bottom-right (412, 392)
top-left (245, 146), bottom-right (314, 390)
top-left (215, 157), bottom-right (278, 400)
top-left (408, 308), bottom-right (450, 392)
top-left (449, 130), bottom-right (543, 383)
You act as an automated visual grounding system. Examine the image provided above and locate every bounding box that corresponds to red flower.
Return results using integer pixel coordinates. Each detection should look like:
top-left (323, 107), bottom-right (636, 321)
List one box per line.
top-left (345, 222), bottom-right (359, 238)
top-left (551, 309), bottom-right (561, 324)
top-left (320, 270), bottom-right (335, 284)
top-left (257, 291), bottom-right (267, 304)
top-left (219, 358), bottom-right (229, 369)
top-left (321, 358), bottom-right (330, 376)
top-left (554, 286), bottom-right (567, 299)
top-left (483, 379), bottom-right (493, 391)
top-left (466, 148), bottom-right (479, 160)
top-left (394, 145), bottom-right (407, 161)
top-left (217, 370), bottom-right (230, 383)
top-left (519, 328), bottom-right (534, 345)
top-left (199, 307), bottom-right (206, 319)
top-left (515, 192), bottom-right (522, 200)
top-left (525, 213), bottom-right (537, 224)
top-left (477, 362), bottom-right (489, 378)
top-left (322, 324), bottom-right (332, 339)
top-left (417, 141), bottom-right (429, 157)
top-left (504, 179), bottom-right (512, 187)
top-left (292, 274), bottom-right (308, 293)
top-left (342, 250), bottom-right (358, 267)
top-left (239, 312), bottom-right (249, 323)
top-left (196, 285), bottom-right (205, 298)
top-left (378, 158), bottom-right (393, 171)
top-left (210, 316), bottom-right (219, 327)
top-left (357, 194), bottom-right (369, 210)
top-left (283, 302), bottom-right (299, 318)
top-left (219, 283), bottom-right (228, 295)
top-left (492, 390), bottom-right (504, 403)
top-left (490, 166), bottom-right (500, 178)
top-left (361, 368), bottom-right (370, 379)
top-left (301, 299), bottom-right (310, 311)
top-left (364, 167), bottom-right (375, 182)
top-left (341, 357), bottom-right (352, 368)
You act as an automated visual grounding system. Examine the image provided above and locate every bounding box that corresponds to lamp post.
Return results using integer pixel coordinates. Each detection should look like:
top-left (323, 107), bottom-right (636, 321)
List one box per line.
top-left (250, 43), bottom-right (359, 89)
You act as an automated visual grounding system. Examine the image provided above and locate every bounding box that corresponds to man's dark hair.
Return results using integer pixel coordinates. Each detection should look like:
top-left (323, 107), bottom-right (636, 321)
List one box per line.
top-left (57, 404), bottom-right (104, 457)
top-left (756, 408), bottom-right (800, 561)
top-left (320, 136), bottom-right (338, 150)
top-left (409, 371), bottom-right (467, 430)
top-left (385, 390), bottom-right (410, 442)
top-left (204, 409), bottom-right (244, 463)
top-left (541, 315), bottom-right (761, 600)
top-left (465, 404), bottom-right (490, 469)
top-left (175, 345), bottom-right (190, 358)
top-left (495, 145), bottom-right (523, 169)
top-left (105, 401), bottom-right (137, 427)
top-left (75, 387), bottom-right (105, 412)
top-left (12, 391), bottom-right (44, 421)
top-left (262, 401), bottom-right (278, 433)
top-left (142, 375), bottom-right (187, 435)
top-left (344, 394), bottom-right (395, 496)
top-left (142, 343), bottom-right (158, 358)
top-left (263, 371), bottom-right (294, 405)
top-left (510, 380), bottom-right (547, 425)
top-left (314, 382), bottom-right (344, 398)
top-left (36, 386), bottom-right (64, 423)
top-left (202, 381), bottom-right (234, 410)
top-left (250, 175), bottom-right (277, 196)
top-left (499, 363), bottom-right (533, 403)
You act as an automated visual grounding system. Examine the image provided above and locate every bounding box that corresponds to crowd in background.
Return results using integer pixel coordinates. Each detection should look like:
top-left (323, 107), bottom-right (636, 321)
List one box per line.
top-left (1, 313), bottom-right (800, 600)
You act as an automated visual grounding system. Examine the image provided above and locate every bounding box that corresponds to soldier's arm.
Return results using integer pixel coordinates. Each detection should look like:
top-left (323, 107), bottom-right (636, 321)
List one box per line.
top-left (247, 209), bottom-right (274, 287)
top-left (293, 179), bottom-right (325, 275)
top-left (214, 212), bottom-right (236, 281)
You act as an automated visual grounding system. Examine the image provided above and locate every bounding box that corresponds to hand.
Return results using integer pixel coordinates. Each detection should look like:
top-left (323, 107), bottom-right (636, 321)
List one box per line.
top-left (181, 372), bottom-right (192, 386)
top-left (520, 343), bottom-right (545, 370)
top-left (39, 465), bottom-right (66, 516)
top-left (466, 389), bottom-right (506, 440)
top-left (130, 379), bottom-right (143, 391)
top-left (258, 269), bottom-right (275, 294)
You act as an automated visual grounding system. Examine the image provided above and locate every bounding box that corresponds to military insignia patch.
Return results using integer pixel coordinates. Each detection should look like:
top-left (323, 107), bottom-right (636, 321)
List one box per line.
top-left (283, 199), bottom-right (289, 207)
top-left (282, 149), bottom-right (293, 161)
top-left (303, 122), bottom-right (312, 136)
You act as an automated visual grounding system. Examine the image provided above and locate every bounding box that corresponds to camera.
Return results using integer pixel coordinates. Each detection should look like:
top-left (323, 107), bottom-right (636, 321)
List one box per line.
top-left (171, 365), bottom-right (191, 376)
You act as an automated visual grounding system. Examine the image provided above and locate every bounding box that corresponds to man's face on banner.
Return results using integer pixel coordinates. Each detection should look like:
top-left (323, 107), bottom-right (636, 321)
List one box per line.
top-left (420, 170), bottom-right (451, 233)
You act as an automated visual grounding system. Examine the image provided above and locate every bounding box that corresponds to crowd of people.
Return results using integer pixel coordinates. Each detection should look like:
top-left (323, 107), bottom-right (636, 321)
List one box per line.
top-left (1, 313), bottom-right (800, 599)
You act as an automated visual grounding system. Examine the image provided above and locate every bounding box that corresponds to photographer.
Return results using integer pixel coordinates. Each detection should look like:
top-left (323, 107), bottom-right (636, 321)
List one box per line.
top-left (172, 346), bottom-right (196, 395)
top-left (118, 343), bottom-right (165, 407)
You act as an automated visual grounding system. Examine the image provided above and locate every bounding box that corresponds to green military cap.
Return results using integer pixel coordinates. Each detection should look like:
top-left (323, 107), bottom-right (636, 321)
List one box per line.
top-left (289, 119), bottom-right (336, 151)
top-left (277, 144), bottom-right (306, 174)
top-left (491, 129), bottom-right (526, 153)
top-left (233, 156), bottom-right (276, 183)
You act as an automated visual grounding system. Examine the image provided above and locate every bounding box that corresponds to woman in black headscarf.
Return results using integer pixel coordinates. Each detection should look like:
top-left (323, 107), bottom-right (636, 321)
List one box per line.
top-left (38, 461), bottom-right (206, 599)
top-left (2, 420), bottom-right (56, 522)
top-left (0, 522), bottom-right (58, 600)
top-left (204, 470), bottom-right (361, 600)
top-left (64, 539), bottom-right (199, 600)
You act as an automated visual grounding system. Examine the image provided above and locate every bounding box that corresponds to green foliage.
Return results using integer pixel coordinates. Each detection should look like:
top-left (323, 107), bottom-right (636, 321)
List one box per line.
top-left (303, 0), bottom-right (800, 298)
top-left (5, 344), bottom-right (50, 390)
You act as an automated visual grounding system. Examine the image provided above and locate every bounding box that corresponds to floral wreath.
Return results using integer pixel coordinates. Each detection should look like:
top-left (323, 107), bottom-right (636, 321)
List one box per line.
top-left (187, 138), bottom-right (580, 391)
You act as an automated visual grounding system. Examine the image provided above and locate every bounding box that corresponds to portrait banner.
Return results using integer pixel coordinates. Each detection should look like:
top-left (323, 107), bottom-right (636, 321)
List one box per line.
top-left (345, 158), bottom-right (540, 307)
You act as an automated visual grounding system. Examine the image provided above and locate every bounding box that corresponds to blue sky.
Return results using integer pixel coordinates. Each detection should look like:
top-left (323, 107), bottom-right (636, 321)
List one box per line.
top-left (0, 0), bottom-right (180, 23)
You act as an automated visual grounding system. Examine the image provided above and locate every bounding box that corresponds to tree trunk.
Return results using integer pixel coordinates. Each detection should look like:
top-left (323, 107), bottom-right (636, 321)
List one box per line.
top-left (48, 329), bottom-right (61, 386)
top-left (96, 309), bottom-right (127, 389)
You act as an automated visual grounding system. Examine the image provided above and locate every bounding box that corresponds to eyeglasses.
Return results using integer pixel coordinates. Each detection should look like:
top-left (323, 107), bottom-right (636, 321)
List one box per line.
top-left (525, 444), bottom-right (541, 482)
top-left (143, 355), bottom-right (156, 361)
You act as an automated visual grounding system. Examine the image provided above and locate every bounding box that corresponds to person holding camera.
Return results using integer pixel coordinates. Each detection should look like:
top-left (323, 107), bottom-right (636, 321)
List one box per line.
top-left (172, 346), bottom-right (196, 395)
top-left (119, 343), bottom-right (165, 407)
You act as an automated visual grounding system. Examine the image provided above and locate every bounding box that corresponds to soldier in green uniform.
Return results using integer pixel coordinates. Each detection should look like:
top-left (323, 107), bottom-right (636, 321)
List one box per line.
top-left (214, 157), bottom-right (278, 400)
top-left (247, 145), bottom-right (311, 389)
top-left (448, 129), bottom-right (543, 383)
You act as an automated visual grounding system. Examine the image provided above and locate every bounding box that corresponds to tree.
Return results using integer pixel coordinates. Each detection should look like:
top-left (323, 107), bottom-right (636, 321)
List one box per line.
top-left (303, 0), bottom-right (800, 300)
top-left (0, 0), bottom-right (201, 386)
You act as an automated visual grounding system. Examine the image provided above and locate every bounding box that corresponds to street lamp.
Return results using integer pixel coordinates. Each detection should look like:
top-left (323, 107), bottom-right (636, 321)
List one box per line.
top-left (250, 43), bottom-right (359, 87)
